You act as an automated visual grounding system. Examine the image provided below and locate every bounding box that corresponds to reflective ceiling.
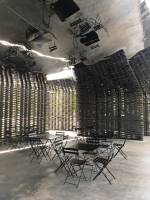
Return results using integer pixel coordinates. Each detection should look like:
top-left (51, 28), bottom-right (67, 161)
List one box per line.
top-left (0, 0), bottom-right (144, 74)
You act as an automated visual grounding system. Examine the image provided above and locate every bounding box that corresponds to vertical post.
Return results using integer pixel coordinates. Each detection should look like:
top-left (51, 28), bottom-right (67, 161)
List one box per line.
top-left (144, 92), bottom-right (148, 136)
top-left (117, 88), bottom-right (121, 138)
top-left (95, 89), bottom-right (98, 136)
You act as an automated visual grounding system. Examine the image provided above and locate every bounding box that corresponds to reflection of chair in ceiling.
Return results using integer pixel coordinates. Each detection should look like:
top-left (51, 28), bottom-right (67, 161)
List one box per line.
top-left (48, 40), bottom-right (57, 52)
top-left (79, 22), bottom-right (91, 36)
top-left (70, 16), bottom-right (107, 37)
top-left (70, 17), bottom-right (107, 49)
top-left (80, 31), bottom-right (99, 46)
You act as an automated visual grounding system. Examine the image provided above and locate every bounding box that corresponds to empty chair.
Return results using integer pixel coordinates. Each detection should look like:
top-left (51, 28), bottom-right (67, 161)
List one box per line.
top-left (92, 150), bottom-right (115, 184)
top-left (55, 131), bottom-right (65, 139)
top-left (28, 137), bottom-right (50, 162)
top-left (54, 146), bottom-right (70, 174)
top-left (113, 138), bottom-right (127, 159)
top-left (62, 147), bottom-right (86, 188)
top-left (55, 131), bottom-right (68, 144)
top-left (51, 137), bottom-right (64, 160)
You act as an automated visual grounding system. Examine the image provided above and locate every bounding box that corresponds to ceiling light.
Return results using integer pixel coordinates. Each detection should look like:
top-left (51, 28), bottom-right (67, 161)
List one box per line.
top-left (46, 69), bottom-right (75, 81)
top-left (0, 40), bottom-right (69, 62)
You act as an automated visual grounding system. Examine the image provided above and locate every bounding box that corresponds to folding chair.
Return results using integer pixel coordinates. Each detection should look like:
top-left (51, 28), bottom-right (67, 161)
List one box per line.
top-left (54, 148), bottom-right (71, 173)
top-left (113, 138), bottom-right (127, 160)
top-left (18, 128), bottom-right (39, 148)
top-left (56, 131), bottom-right (65, 139)
top-left (63, 147), bottom-right (86, 188)
top-left (28, 137), bottom-right (50, 162)
top-left (51, 137), bottom-right (64, 160)
top-left (55, 131), bottom-right (68, 146)
top-left (98, 138), bottom-right (113, 156)
top-left (82, 148), bottom-right (99, 181)
top-left (92, 150), bottom-right (115, 184)
top-left (93, 145), bottom-right (115, 184)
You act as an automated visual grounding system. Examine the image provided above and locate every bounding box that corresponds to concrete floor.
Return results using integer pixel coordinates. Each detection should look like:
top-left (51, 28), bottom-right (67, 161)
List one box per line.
top-left (0, 137), bottom-right (150, 200)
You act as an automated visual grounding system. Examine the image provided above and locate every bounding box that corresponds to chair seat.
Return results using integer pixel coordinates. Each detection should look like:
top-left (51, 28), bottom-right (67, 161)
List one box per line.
top-left (93, 157), bottom-right (108, 164)
top-left (113, 143), bottom-right (122, 147)
top-left (70, 158), bottom-right (86, 165)
top-left (83, 151), bottom-right (97, 155)
top-left (99, 144), bottom-right (110, 148)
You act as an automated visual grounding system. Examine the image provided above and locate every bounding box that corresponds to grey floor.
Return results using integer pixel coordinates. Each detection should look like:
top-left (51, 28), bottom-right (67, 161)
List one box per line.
top-left (0, 137), bottom-right (150, 200)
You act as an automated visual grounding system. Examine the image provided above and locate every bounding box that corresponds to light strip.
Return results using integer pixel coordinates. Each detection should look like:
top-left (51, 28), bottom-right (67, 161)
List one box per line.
top-left (0, 146), bottom-right (31, 155)
top-left (0, 139), bottom-right (76, 155)
top-left (0, 40), bottom-right (69, 62)
top-left (46, 69), bottom-right (75, 80)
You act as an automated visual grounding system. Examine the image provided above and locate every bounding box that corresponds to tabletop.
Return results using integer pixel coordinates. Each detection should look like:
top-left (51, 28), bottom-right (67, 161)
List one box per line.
top-left (69, 142), bottom-right (99, 151)
top-left (29, 133), bottom-right (60, 140)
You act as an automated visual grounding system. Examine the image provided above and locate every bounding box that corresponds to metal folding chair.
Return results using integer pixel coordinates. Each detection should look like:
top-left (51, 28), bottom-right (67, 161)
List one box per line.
top-left (51, 137), bottom-right (64, 160)
top-left (54, 148), bottom-right (71, 173)
top-left (92, 148), bottom-right (115, 184)
top-left (28, 137), bottom-right (50, 162)
top-left (113, 138), bottom-right (127, 159)
top-left (55, 131), bottom-right (68, 147)
top-left (63, 147), bottom-right (86, 188)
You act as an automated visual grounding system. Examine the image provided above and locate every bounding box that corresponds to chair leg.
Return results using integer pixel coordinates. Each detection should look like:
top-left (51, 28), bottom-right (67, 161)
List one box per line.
top-left (64, 171), bottom-right (70, 184)
top-left (64, 163), bottom-right (77, 185)
top-left (55, 161), bottom-right (66, 173)
top-left (93, 163), bottom-right (105, 181)
top-left (76, 164), bottom-right (85, 188)
top-left (113, 145), bottom-right (127, 160)
top-left (106, 167), bottom-right (115, 179)
top-left (119, 149), bottom-right (127, 159)
top-left (113, 146), bottom-right (121, 158)
top-left (102, 171), bottom-right (112, 184)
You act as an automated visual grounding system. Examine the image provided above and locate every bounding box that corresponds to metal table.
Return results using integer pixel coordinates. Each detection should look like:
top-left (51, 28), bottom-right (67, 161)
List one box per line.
top-left (69, 142), bottom-right (99, 152)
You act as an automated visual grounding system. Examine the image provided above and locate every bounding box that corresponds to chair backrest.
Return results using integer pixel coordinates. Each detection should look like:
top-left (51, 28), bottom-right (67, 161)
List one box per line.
top-left (114, 137), bottom-right (127, 147)
top-left (23, 128), bottom-right (38, 139)
top-left (53, 139), bottom-right (63, 150)
top-left (56, 132), bottom-right (66, 140)
top-left (122, 137), bottom-right (127, 147)
top-left (56, 131), bottom-right (65, 135)
top-left (63, 147), bottom-right (79, 156)
top-left (94, 150), bottom-right (114, 165)
top-left (28, 137), bottom-right (41, 146)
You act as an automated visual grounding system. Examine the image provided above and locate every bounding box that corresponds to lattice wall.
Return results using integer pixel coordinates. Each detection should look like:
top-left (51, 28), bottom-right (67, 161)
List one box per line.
top-left (47, 79), bottom-right (77, 131)
top-left (0, 66), bottom-right (48, 138)
top-left (130, 46), bottom-right (150, 136)
top-left (74, 50), bottom-right (145, 140)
